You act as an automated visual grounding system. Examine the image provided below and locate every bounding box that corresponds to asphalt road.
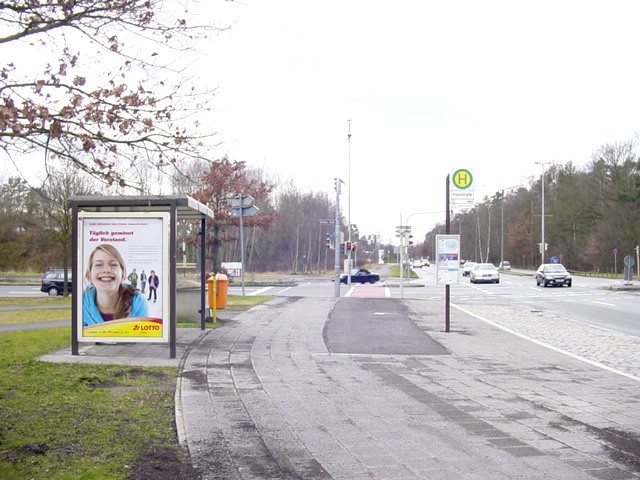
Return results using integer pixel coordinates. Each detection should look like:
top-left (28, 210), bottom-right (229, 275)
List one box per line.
top-left (222, 267), bottom-right (640, 338)
top-left (3, 267), bottom-right (639, 338)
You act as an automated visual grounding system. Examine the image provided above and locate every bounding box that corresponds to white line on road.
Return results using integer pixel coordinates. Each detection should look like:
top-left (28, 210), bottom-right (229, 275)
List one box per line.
top-left (249, 287), bottom-right (274, 296)
top-left (591, 300), bottom-right (615, 307)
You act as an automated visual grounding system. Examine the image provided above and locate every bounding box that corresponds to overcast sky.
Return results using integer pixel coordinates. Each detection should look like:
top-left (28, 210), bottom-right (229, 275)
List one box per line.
top-left (6, 2), bottom-right (639, 245)
top-left (199, 0), bottom-right (640, 244)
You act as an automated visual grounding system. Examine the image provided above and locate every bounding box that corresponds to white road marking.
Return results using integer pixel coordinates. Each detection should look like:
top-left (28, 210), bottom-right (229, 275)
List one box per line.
top-left (592, 300), bottom-right (615, 307)
top-left (249, 287), bottom-right (273, 296)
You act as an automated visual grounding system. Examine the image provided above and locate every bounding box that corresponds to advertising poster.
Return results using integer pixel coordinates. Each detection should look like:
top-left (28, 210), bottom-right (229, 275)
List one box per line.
top-left (436, 234), bottom-right (461, 285)
top-left (77, 212), bottom-right (169, 343)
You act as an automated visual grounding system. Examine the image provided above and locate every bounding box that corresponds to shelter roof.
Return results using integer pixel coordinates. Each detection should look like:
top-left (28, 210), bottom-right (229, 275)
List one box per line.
top-left (68, 195), bottom-right (213, 220)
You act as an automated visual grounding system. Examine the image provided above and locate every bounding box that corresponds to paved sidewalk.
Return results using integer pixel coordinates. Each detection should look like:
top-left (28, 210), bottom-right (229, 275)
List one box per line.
top-left (176, 295), bottom-right (640, 479)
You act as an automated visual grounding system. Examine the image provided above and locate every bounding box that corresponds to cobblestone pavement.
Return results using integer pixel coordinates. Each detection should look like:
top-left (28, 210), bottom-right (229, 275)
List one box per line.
top-left (177, 296), bottom-right (640, 479)
top-left (451, 303), bottom-right (640, 381)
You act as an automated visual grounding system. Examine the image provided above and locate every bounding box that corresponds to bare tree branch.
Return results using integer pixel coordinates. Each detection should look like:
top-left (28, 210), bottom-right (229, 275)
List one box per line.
top-left (1, 0), bottom-right (224, 188)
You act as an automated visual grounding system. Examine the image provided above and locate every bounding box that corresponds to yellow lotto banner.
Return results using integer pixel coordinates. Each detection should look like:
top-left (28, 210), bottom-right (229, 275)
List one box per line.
top-left (82, 318), bottom-right (163, 338)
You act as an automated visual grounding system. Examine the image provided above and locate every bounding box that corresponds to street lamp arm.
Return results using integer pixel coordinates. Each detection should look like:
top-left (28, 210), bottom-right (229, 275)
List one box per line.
top-left (405, 210), bottom-right (445, 226)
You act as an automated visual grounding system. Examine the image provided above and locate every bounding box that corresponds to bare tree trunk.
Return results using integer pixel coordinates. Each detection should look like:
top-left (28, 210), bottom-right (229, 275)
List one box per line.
top-left (247, 226), bottom-right (257, 271)
top-left (485, 207), bottom-right (491, 263)
top-left (316, 229), bottom-right (320, 272)
top-left (294, 224), bottom-right (300, 272)
top-left (476, 209), bottom-right (483, 262)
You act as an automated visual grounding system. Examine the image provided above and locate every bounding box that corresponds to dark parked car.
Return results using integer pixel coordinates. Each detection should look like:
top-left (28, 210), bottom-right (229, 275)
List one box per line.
top-left (535, 263), bottom-right (572, 287)
top-left (462, 261), bottom-right (476, 277)
top-left (340, 268), bottom-right (380, 284)
top-left (40, 268), bottom-right (73, 296)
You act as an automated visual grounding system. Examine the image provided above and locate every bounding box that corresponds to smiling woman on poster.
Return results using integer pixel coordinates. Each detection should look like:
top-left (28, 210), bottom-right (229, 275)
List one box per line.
top-left (82, 244), bottom-right (148, 326)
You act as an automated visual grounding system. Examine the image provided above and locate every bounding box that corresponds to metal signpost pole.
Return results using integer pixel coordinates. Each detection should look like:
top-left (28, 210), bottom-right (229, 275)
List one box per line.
top-left (445, 174), bottom-right (450, 333)
top-left (231, 195), bottom-right (258, 297)
top-left (239, 209), bottom-right (245, 296)
top-left (399, 216), bottom-right (404, 299)
top-left (400, 234), bottom-right (404, 299)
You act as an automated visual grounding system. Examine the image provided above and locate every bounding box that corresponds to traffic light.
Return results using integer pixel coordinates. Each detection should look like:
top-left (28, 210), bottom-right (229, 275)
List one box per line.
top-left (326, 233), bottom-right (332, 249)
top-left (346, 241), bottom-right (353, 251)
top-left (352, 242), bottom-right (357, 251)
top-left (340, 242), bottom-right (346, 254)
top-left (408, 235), bottom-right (413, 246)
top-left (334, 177), bottom-right (342, 194)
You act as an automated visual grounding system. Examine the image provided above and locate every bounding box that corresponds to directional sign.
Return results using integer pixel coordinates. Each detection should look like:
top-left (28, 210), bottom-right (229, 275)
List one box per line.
top-left (231, 205), bottom-right (259, 217)
top-left (395, 225), bottom-right (411, 237)
top-left (231, 195), bottom-right (254, 208)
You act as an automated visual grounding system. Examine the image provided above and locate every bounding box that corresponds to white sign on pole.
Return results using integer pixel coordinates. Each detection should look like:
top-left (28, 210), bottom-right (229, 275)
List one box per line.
top-left (436, 234), bottom-right (461, 285)
top-left (450, 168), bottom-right (474, 209)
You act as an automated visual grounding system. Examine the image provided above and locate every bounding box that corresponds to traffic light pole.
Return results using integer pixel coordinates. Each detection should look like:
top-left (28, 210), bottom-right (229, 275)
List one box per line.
top-left (334, 178), bottom-right (342, 297)
top-left (395, 223), bottom-right (411, 299)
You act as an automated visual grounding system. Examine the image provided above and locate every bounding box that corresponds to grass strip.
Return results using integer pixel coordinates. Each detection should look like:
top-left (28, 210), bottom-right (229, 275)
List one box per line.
top-left (0, 327), bottom-right (197, 479)
top-left (0, 297), bottom-right (70, 308)
top-left (0, 294), bottom-right (273, 479)
top-left (223, 295), bottom-right (272, 311)
top-left (0, 308), bottom-right (71, 325)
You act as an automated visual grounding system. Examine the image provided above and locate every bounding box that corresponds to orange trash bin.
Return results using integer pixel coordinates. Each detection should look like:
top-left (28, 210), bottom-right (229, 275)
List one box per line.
top-left (215, 273), bottom-right (228, 309)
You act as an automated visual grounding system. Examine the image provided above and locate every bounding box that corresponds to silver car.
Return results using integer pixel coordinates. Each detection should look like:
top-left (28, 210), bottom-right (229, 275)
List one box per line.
top-left (470, 263), bottom-right (500, 284)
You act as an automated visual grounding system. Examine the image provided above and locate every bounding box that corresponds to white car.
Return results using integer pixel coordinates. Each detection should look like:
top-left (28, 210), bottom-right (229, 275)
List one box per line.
top-left (462, 261), bottom-right (476, 277)
top-left (470, 263), bottom-right (500, 284)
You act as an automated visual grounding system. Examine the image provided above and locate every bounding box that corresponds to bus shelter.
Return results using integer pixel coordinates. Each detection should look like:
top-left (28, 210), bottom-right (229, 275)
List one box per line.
top-left (68, 195), bottom-right (214, 359)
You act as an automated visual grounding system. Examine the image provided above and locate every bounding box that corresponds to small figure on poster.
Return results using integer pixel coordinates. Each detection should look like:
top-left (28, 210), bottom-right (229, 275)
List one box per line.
top-left (127, 268), bottom-right (139, 289)
top-left (147, 270), bottom-right (160, 303)
top-left (140, 270), bottom-right (147, 293)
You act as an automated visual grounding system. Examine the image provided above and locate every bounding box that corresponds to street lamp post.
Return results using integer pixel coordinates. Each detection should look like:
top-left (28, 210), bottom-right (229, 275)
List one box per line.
top-left (347, 119), bottom-right (352, 286)
top-left (534, 162), bottom-right (550, 264)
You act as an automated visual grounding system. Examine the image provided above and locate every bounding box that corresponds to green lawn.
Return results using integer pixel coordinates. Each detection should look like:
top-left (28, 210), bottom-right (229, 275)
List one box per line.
top-left (0, 294), bottom-right (271, 479)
